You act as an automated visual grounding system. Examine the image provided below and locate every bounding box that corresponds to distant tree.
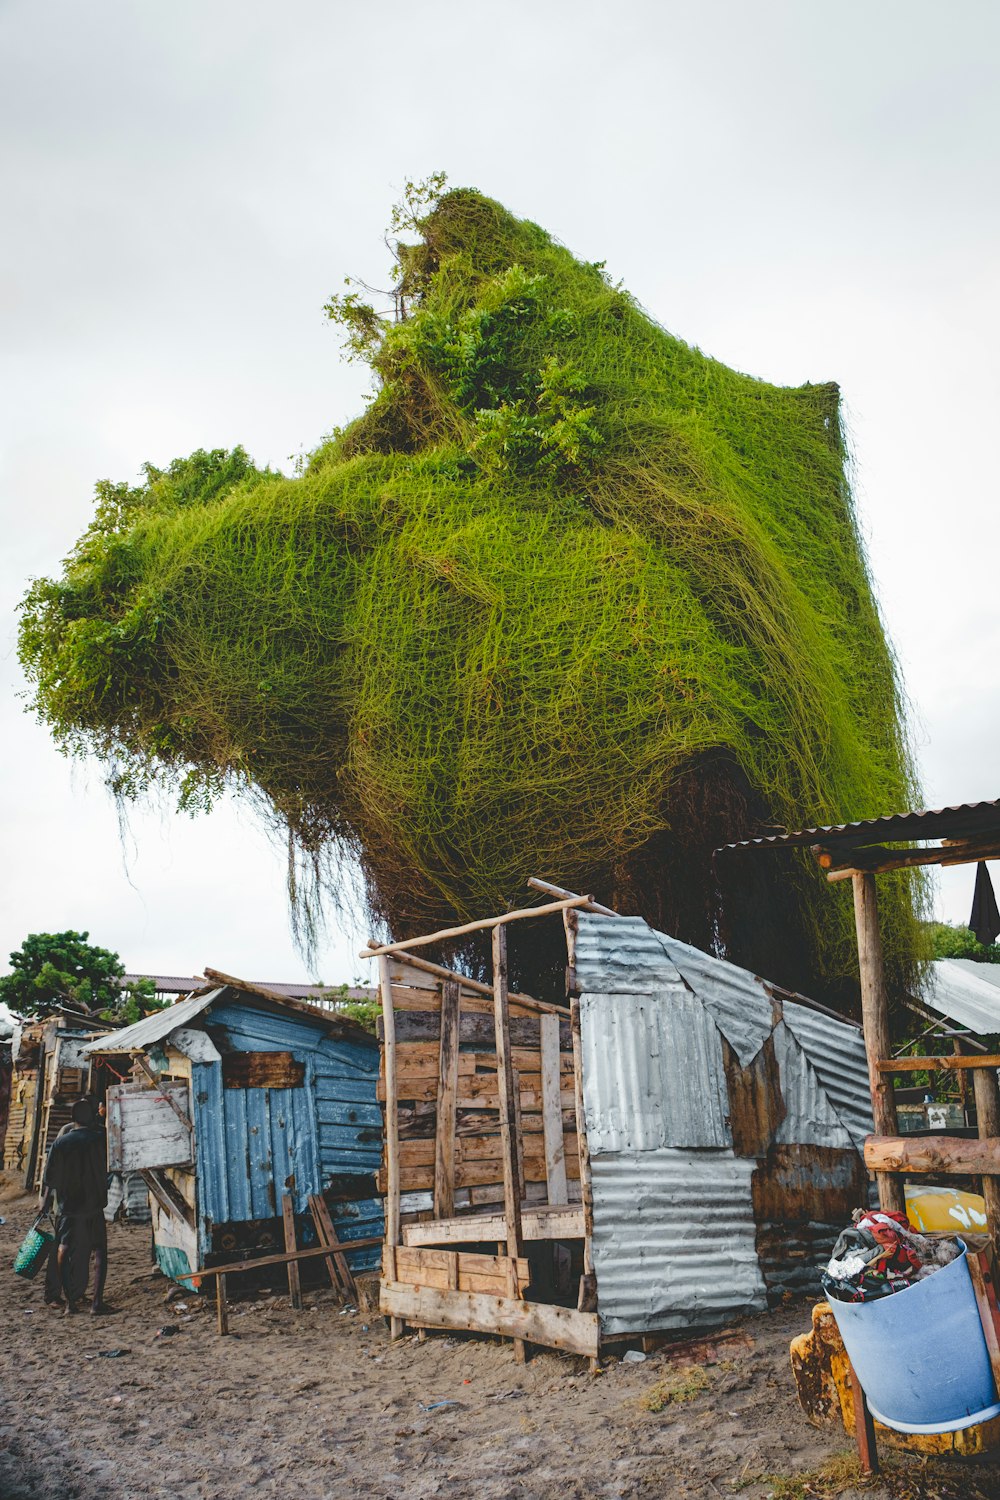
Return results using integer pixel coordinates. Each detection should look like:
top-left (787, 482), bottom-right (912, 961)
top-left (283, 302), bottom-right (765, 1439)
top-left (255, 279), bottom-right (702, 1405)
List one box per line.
top-left (0, 930), bottom-right (160, 1023)
top-left (926, 921), bottom-right (1000, 965)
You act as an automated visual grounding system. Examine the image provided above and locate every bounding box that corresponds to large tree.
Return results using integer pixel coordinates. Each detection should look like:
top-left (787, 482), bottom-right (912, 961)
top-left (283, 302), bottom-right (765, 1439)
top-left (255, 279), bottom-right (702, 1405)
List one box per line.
top-left (0, 931), bottom-right (156, 1024)
top-left (17, 181), bottom-right (921, 1007)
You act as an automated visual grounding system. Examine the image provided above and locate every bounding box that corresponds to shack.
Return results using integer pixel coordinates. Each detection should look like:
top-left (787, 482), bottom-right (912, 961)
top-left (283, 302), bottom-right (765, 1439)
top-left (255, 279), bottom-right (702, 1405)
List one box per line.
top-left (83, 969), bottom-right (383, 1285)
top-left (372, 887), bottom-right (874, 1362)
top-left (2, 1008), bottom-right (112, 1187)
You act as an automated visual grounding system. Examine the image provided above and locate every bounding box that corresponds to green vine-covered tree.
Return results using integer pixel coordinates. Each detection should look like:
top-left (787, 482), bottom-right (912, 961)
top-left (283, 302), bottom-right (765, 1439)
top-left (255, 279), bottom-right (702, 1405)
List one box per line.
top-left (18, 179), bottom-right (923, 1007)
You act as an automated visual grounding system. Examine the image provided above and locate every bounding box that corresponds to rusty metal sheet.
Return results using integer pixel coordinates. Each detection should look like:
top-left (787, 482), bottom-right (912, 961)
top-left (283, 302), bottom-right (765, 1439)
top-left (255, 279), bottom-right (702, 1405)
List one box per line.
top-left (589, 1148), bottom-right (767, 1334)
top-left (580, 987), bottom-right (731, 1152)
top-left (221, 1051), bottom-right (305, 1090)
top-left (751, 1141), bottom-right (866, 1225)
top-left (723, 1033), bottom-right (785, 1158)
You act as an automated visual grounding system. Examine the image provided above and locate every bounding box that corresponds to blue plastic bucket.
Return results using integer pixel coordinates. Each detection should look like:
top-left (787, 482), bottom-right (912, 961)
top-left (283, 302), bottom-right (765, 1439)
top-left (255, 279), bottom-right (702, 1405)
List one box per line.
top-left (828, 1239), bottom-right (1000, 1433)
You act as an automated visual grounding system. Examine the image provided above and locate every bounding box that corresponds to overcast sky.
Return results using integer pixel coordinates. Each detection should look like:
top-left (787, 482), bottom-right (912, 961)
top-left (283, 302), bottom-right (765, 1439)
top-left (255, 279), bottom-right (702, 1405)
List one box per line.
top-left (1, 0), bottom-right (997, 987)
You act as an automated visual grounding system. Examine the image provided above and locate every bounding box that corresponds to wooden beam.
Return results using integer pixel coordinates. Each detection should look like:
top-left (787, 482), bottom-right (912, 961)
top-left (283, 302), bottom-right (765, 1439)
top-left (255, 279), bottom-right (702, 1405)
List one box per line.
top-left (877, 1055), bottom-right (1000, 1072)
top-left (864, 1134), bottom-right (1000, 1175)
top-left (826, 841), bottom-right (1000, 882)
top-left (972, 1066), bottom-right (1000, 1260)
top-left (852, 873), bottom-right (904, 1214)
top-left (433, 980), bottom-right (461, 1219)
top-left (379, 1282), bottom-right (599, 1358)
top-left (492, 923), bottom-right (525, 1363)
top-left (540, 1013), bottom-right (568, 1205)
top-left (848, 1361), bottom-right (878, 1476)
top-left (527, 877), bottom-right (618, 918)
top-left (378, 952), bottom-right (404, 1339)
top-left (401, 1205), bottom-right (585, 1247)
top-left (968, 1251), bottom-right (1000, 1396)
top-left (282, 1192), bottom-right (302, 1311)
top-left (492, 924), bottom-right (524, 1262)
top-left (386, 949), bottom-right (564, 1016)
top-left (362, 896), bottom-right (594, 959)
top-left (216, 1274), bottom-right (229, 1336)
top-left (308, 1193), bottom-right (356, 1301)
top-left (197, 1237), bottom-right (383, 1280)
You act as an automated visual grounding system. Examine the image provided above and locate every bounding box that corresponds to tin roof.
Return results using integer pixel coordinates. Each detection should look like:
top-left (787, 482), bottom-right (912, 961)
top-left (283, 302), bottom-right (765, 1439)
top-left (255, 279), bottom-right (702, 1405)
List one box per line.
top-left (714, 798), bottom-right (1000, 855)
top-left (85, 970), bottom-right (376, 1056)
top-left (921, 960), bottom-right (1000, 1037)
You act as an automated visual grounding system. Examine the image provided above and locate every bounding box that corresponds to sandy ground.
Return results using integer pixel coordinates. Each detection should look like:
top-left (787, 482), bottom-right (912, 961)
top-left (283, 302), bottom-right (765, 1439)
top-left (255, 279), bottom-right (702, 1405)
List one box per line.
top-left (2, 1181), bottom-right (1000, 1500)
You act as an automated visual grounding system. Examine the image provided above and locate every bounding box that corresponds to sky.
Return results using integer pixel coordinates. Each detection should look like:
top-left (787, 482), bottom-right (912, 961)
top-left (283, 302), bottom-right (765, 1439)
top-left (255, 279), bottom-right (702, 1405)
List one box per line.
top-left (1, 0), bottom-right (998, 986)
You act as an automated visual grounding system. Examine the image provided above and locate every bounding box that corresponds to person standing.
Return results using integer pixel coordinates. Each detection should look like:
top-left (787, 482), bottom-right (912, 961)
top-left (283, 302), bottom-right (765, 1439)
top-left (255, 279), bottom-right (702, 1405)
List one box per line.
top-left (39, 1097), bottom-right (109, 1314)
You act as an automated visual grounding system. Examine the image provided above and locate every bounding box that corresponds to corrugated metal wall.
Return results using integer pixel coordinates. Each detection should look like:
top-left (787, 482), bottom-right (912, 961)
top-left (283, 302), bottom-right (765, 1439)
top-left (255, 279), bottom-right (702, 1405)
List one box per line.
top-left (589, 1150), bottom-right (767, 1333)
top-left (780, 1001), bottom-right (874, 1150)
top-left (193, 1000), bottom-right (382, 1269)
top-left (579, 989), bottom-right (731, 1152)
top-left (574, 912), bottom-right (872, 1333)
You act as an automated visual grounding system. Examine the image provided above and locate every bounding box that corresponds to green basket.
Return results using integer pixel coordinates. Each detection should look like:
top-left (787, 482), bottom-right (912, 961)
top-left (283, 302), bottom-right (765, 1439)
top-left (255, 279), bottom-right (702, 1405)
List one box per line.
top-left (13, 1215), bottom-right (54, 1279)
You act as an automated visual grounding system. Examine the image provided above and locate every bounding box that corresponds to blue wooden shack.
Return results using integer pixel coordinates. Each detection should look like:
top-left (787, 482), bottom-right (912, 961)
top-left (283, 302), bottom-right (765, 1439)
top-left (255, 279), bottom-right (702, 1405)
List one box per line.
top-left (84, 968), bottom-right (383, 1286)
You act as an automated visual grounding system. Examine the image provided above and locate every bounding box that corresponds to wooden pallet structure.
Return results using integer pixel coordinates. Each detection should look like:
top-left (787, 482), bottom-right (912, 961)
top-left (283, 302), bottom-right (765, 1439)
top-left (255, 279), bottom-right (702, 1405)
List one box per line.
top-left (365, 896), bottom-right (600, 1364)
top-left (721, 797), bottom-right (1000, 1474)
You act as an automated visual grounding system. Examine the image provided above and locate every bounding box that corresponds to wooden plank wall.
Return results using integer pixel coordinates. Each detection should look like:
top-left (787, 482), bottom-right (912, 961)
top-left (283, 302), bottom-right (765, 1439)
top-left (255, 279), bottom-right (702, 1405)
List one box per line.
top-left (376, 961), bottom-right (578, 1215)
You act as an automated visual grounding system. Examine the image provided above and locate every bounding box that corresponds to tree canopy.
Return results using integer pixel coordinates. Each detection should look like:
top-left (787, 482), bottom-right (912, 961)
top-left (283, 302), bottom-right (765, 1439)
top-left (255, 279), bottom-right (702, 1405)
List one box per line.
top-left (0, 930), bottom-right (158, 1024)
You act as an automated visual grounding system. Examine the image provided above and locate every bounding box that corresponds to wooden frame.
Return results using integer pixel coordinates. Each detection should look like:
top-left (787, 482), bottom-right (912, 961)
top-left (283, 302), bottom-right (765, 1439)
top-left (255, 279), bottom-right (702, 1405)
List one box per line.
top-left (366, 918), bottom-right (594, 1362)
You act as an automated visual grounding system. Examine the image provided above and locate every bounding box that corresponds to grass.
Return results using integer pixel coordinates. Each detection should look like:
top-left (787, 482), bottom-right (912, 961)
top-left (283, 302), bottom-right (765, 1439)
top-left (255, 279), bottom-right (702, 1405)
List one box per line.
top-left (751, 1449), bottom-right (1000, 1500)
top-left (639, 1364), bottom-right (714, 1411)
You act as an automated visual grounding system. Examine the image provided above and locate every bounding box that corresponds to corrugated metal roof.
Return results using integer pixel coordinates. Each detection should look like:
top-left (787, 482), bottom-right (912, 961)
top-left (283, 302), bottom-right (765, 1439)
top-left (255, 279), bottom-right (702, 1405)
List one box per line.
top-left (922, 960), bottom-right (1000, 1037)
top-left (715, 798), bottom-right (1000, 854)
top-left (574, 914), bottom-right (673, 993)
top-left (589, 1149), bottom-right (767, 1334)
top-left (771, 1021), bottom-right (854, 1150)
top-left (82, 989), bottom-right (225, 1055)
top-left (780, 1000), bottom-right (874, 1150)
top-left (655, 932), bottom-right (774, 1068)
top-left (579, 987), bottom-right (731, 1153)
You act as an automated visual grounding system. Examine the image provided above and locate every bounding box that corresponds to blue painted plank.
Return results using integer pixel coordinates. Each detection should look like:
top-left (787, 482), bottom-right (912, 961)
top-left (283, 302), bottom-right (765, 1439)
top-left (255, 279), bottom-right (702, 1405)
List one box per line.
top-left (315, 1098), bottom-right (383, 1128)
top-left (222, 1087), bottom-right (252, 1223)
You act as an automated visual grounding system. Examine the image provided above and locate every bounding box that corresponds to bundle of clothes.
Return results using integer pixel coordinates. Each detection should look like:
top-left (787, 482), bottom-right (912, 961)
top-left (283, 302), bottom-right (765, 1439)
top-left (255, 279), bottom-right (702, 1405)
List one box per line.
top-left (822, 1207), bottom-right (961, 1303)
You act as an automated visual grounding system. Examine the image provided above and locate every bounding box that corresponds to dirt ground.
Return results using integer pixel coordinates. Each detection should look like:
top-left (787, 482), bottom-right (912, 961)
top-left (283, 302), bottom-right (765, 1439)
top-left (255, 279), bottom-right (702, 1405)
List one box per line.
top-left (2, 1182), bottom-right (1000, 1500)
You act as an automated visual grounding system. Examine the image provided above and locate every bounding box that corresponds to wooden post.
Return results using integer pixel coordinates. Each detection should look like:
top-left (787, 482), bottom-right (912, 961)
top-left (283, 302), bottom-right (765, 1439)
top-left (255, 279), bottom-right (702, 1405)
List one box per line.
top-left (282, 1192), bottom-right (302, 1310)
top-left (851, 872), bottom-right (904, 1215)
top-left (216, 1273), bottom-right (229, 1336)
top-left (433, 980), bottom-right (461, 1219)
top-left (492, 923), bottom-right (525, 1363)
top-left (848, 1361), bottom-right (878, 1475)
top-left (378, 953), bottom-right (404, 1339)
top-left (954, 1035), bottom-right (970, 1125)
top-left (540, 1013), bottom-right (568, 1205)
top-left (968, 1250), bottom-right (1000, 1397)
top-left (308, 1193), bottom-right (356, 1301)
top-left (973, 1063), bottom-right (1000, 1261)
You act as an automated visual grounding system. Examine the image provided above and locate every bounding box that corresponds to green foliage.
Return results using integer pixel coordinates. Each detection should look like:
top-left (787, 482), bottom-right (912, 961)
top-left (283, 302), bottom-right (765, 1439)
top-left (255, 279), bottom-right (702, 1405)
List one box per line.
top-left (0, 931), bottom-right (159, 1023)
top-left (926, 919), bottom-right (1000, 963)
top-left (17, 183), bottom-right (922, 1002)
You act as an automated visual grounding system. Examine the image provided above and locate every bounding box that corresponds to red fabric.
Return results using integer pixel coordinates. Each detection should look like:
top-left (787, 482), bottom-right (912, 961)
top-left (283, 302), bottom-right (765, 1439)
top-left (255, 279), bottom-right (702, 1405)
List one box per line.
top-left (855, 1210), bottom-right (922, 1278)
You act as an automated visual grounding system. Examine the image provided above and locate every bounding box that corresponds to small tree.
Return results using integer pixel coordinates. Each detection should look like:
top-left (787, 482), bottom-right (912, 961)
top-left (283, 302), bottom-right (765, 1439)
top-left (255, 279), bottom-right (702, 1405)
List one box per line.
top-left (926, 921), bottom-right (1000, 965)
top-left (0, 930), bottom-right (159, 1024)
